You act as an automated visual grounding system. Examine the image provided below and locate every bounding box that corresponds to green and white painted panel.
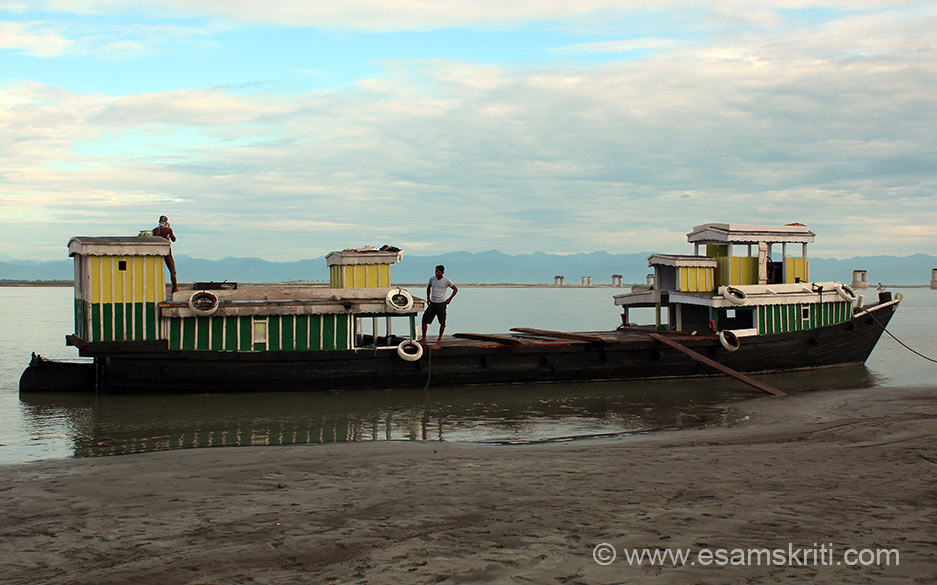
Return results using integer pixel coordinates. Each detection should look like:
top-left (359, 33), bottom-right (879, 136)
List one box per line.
top-left (758, 301), bottom-right (851, 335)
top-left (166, 314), bottom-right (351, 351)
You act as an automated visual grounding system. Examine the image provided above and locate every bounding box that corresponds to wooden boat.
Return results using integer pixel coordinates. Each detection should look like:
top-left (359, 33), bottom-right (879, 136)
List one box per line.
top-left (20, 223), bottom-right (899, 394)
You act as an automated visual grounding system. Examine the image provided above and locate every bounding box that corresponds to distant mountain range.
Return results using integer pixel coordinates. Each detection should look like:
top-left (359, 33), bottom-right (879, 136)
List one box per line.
top-left (2, 251), bottom-right (935, 285)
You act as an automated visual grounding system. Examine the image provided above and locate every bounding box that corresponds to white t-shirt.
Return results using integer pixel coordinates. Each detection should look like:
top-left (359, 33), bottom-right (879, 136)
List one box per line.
top-left (427, 276), bottom-right (455, 303)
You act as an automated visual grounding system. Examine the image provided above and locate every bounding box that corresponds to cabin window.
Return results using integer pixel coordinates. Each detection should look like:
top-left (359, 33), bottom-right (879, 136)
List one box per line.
top-left (252, 319), bottom-right (268, 343)
top-left (726, 309), bottom-right (736, 318)
top-left (802, 306), bottom-right (810, 321)
top-left (118, 260), bottom-right (127, 271)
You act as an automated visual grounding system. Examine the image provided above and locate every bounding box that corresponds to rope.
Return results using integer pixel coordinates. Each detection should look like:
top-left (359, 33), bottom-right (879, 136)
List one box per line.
top-left (423, 344), bottom-right (433, 390)
top-left (868, 310), bottom-right (937, 364)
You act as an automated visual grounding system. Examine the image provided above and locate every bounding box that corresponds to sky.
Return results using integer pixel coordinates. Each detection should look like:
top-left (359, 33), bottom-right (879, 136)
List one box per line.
top-left (1, 1), bottom-right (935, 262)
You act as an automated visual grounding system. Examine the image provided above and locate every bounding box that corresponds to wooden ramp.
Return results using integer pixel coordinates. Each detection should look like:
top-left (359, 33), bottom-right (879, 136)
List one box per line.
top-left (648, 333), bottom-right (786, 397)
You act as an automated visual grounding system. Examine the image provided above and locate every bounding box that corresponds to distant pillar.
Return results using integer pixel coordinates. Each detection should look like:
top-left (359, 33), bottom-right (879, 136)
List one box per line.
top-left (646, 274), bottom-right (655, 288)
top-left (852, 270), bottom-right (869, 289)
top-left (587, 276), bottom-right (592, 286)
top-left (581, 276), bottom-right (586, 286)
top-left (931, 268), bottom-right (937, 290)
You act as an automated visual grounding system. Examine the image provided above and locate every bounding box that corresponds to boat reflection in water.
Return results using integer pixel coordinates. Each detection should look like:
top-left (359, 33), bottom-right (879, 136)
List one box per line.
top-left (18, 366), bottom-right (880, 458)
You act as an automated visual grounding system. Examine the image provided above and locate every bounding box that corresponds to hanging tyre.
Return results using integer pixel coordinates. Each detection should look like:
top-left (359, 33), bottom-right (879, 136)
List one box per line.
top-left (722, 286), bottom-right (747, 305)
top-left (397, 339), bottom-right (423, 361)
top-left (386, 288), bottom-right (414, 313)
top-left (835, 282), bottom-right (858, 302)
top-left (188, 290), bottom-right (220, 316)
top-left (718, 330), bottom-right (741, 352)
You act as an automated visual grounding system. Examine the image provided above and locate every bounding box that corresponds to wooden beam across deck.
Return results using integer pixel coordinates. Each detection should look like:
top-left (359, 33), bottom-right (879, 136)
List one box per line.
top-left (452, 333), bottom-right (524, 345)
top-left (509, 328), bottom-right (614, 343)
top-left (647, 333), bottom-right (786, 397)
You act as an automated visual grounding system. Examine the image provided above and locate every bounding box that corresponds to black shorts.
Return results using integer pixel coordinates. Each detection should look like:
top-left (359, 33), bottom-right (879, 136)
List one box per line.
top-left (422, 302), bottom-right (447, 326)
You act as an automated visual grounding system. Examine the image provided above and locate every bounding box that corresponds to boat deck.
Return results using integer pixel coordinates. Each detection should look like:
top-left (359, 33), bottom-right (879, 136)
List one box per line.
top-left (430, 327), bottom-right (708, 349)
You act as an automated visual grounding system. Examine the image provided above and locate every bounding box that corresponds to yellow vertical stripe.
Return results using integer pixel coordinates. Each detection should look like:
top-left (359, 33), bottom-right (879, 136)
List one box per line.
top-left (156, 255), bottom-right (164, 301)
top-left (354, 265), bottom-right (366, 287)
top-left (116, 256), bottom-right (127, 302)
top-left (143, 255), bottom-right (159, 303)
top-left (379, 264), bottom-right (390, 287)
top-left (367, 264), bottom-right (378, 287)
top-left (133, 256), bottom-right (145, 303)
top-left (101, 256), bottom-right (113, 303)
top-left (143, 256), bottom-right (153, 303)
top-left (89, 256), bottom-right (101, 303)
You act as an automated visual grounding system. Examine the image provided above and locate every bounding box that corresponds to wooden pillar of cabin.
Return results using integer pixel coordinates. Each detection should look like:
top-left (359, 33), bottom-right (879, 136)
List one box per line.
top-left (758, 241), bottom-right (768, 285)
top-left (803, 243), bottom-right (809, 280)
top-left (726, 243), bottom-right (733, 285)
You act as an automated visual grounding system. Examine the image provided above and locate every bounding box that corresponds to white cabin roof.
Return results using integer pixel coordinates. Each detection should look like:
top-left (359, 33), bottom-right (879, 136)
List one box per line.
top-left (687, 223), bottom-right (815, 245)
top-left (68, 236), bottom-right (171, 257)
top-left (648, 254), bottom-right (718, 268)
top-left (326, 248), bottom-right (403, 266)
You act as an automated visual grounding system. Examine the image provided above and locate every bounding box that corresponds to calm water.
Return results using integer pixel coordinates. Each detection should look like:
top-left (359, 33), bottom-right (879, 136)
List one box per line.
top-left (1, 286), bottom-right (934, 464)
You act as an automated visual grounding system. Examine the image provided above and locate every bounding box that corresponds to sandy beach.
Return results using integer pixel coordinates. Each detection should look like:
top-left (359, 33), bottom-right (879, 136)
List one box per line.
top-left (2, 386), bottom-right (936, 585)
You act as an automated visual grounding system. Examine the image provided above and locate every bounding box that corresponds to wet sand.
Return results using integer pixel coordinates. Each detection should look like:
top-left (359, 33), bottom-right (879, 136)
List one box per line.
top-left (2, 386), bottom-right (936, 584)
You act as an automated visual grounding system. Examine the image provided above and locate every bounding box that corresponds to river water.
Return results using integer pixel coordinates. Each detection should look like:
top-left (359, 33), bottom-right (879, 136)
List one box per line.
top-left (1, 286), bottom-right (934, 464)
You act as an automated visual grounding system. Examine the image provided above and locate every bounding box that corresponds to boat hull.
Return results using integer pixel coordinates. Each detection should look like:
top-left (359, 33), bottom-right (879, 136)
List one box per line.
top-left (38, 300), bottom-right (897, 394)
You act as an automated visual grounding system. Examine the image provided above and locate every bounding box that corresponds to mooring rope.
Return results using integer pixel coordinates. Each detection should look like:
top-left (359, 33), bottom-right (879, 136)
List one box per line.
top-left (423, 344), bottom-right (433, 390)
top-left (868, 311), bottom-right (937, 364)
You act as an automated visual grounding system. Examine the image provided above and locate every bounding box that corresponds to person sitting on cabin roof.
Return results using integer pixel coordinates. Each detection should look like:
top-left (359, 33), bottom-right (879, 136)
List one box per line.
top-left (152, 215), bottom-right (178, 293)
top-left (421, 264), bottom-right (458, 346)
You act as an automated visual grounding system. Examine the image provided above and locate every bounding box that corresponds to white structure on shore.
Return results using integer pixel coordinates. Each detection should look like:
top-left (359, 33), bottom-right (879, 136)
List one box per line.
top-left (852, 270), bottom-right (869, 289)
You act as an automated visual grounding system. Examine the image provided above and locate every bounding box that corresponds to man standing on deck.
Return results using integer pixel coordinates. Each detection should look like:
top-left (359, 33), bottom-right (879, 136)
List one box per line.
top-left (152, 215), bottom-right (178, 293)
top-left (421, 264), bottom-right (458, 346)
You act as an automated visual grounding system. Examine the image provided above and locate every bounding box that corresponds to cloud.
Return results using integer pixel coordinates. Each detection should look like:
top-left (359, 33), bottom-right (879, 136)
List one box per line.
top-left (553, 38), bottom-right (683, 55)
top-left (2, 4), bottom-right (936, 260)
top-left (0, 21), bottom-right (73, 56)
top-left (18, 1), bottom-right (915, 31)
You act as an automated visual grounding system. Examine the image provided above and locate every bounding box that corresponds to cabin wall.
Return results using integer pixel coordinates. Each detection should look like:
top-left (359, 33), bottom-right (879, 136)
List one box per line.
top-left (716, 256), bottom-right (758, 286)
top-left (657, 266), bottom-right (677, 291)
top-left (784, 257), bottom-right (809, 283)
top-left (329, 264), bottom-right (391, 288)
top-left (757, 301), bottom-right (850, 335)
top-left (74, 254), bottom-right (164, 342)
top-left (677, 267), bottom-right (715, 292)
top-left (164, 314), bottom-right (352, 351)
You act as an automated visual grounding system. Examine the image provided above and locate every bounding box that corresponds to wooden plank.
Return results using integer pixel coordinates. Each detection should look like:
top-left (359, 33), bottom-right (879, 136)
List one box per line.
top-left (453, 333), bottom-right (524, 345)
top-left (509, 328), bottom-right (612, 343)
top-left (647, 333), bottom-right (786, 397)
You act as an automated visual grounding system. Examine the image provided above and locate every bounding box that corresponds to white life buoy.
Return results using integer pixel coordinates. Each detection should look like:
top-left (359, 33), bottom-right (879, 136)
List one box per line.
top-left (397, 339), bottom-right (423, 361)
top-left (386, 288), bottom-right (414, 313)
top-left (722, 286), bottom-right (747, 305)
top-left (188, 290), bottom-right (220, 316)
top-left (718, 330), bottom-right (741, 352)
top-left (835, 282), bottom-right (858, 302)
